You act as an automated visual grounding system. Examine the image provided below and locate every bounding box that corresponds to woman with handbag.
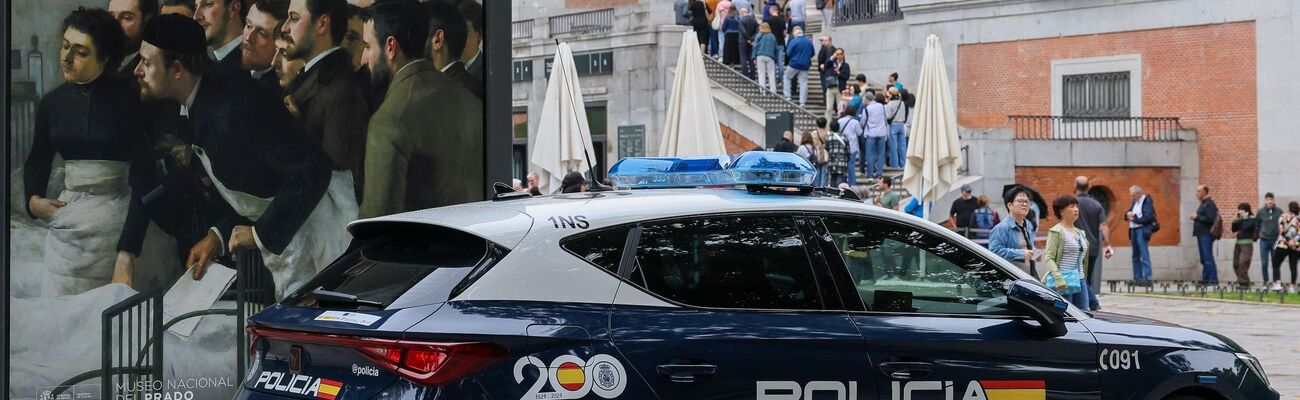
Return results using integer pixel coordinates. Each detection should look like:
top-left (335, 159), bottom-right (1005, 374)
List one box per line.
top-left (1043, 195), bottom-right (1090, 309)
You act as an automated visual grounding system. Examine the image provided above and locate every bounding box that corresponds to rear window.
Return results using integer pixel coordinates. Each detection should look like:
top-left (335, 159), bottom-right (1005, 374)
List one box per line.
top-left (285, 225), bottom-right (497, 310)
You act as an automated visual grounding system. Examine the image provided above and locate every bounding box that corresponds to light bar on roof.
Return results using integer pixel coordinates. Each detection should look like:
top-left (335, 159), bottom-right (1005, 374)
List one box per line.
top-left (607, 151), bottom-right (816, 189)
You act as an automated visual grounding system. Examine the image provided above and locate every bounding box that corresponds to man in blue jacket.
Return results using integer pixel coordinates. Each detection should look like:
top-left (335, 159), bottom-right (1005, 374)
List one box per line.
top-left (1125, 185), bottom-right (1158, 285)
top-left (783, 26), bottom-right (814, 106)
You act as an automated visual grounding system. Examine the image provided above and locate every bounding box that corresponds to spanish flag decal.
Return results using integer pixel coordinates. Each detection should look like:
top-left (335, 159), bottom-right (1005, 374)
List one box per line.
top-left (979, 380), bottom-right (1046, 400)
top-left (316, 378), bottom-right (343, 400)
top-left (556, 361), bottom-right (586, 391)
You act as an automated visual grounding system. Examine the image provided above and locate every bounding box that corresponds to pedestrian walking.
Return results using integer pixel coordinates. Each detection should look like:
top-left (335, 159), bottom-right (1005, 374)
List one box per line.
top-left (1230, 203), bottom-right (1257, 286)
top-left (783, 26), bottom-right (814, 106)
top-left (1190, 185), bottom-right (1220, 284)
top-left (949, 184), bottom-right (980, 237)
top-left (721, 6), bottom-right (741, 67)
top-left (811, 118), bottom-right (829, 186)
top-left (738, 7), bottom-right (758, 78)
top-left (817, 36), bottom-right (838, 116)
top-left (689, 0), bottom-right (711, 52)
top-left (752, 22), bottom-right (777, 93)
top-left (1044, 195), bottom-right (1090, 309)
top-left (990, 187), bottom-right (1041, 278)
top-left (885, 87), bottom-right (908, 168)
top-left (795, 130), bottom-right (817, 164)
top-left (824, 119), bottom-right (849, 187)
top-left (706, 0), bottom-right (721, 56)
top-left (1074, 177), bottom-right (1112, 311)
top-left (763, 4), bottom-right (786, 83)
top-left (835, 105), bottom-right (862, 186)
top-left (969, 195), bottom-right (1000, 245)
top-left (560, 171), bottom-right (586, 194)
top-left (787, 0), bottom-right (807, 32)
top-left (1257, 192), bottom-right (1282, 285)
top-left (861, 92), bottom-right (888, 179)
top-left (1271, 202), bottom-right (1300, 291)
top-left (1125, 185), bottom-right (1157, 285)
top-left (773, 130), bottom-right (798, 152)
top-left (819, 0), bottom-right (834, 33)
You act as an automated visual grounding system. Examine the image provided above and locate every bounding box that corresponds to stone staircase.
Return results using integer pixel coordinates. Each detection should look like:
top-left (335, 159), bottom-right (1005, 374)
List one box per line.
top-left (700, 5), bottom-right (853, 132)
top-left (701, 4), bottom-right (912, 198)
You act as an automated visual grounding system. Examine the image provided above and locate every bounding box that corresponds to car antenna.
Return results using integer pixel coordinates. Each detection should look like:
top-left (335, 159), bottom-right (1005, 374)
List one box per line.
top-left (558, 40), bottom-right (611, 192)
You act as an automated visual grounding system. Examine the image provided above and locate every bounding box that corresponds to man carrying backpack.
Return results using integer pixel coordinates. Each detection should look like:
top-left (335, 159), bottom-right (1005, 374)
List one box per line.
top-left (1191, 184), bottom-right (1221, 285)
top-left (1075, 176), bottom-right (1112, 311)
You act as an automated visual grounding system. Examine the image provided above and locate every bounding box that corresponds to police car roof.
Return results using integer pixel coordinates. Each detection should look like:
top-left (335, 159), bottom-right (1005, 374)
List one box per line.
top-left (347, 188), bottom-right (947, 250)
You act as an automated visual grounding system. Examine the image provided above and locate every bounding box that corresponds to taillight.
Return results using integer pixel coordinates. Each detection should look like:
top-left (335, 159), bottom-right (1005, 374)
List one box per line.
top-left (246, 327), bottom-right (508, 386)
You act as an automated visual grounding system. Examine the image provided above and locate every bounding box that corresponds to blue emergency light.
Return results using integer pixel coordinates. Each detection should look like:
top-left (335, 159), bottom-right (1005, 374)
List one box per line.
top-left (607, 151), bottom-right (816, 190)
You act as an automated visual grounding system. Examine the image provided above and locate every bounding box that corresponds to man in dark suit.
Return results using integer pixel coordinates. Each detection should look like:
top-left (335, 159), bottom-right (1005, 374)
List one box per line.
top-left (110, 0), bottom-right (160, 84)
top-left (281, 0), bottom-right (370, 201)
top-left (457, 0), bottom-right (484, 82)
top-left (360, 0), bottom-right (483, 218)
top-left (135, 14), bottom-right (332, 279)
top-left (241, 0), bottom-right (288, 91)
top-left (425, 1), bottom-right (482, 99)
top-left (194, 0), bottom-right (247, 76)
top-left (1124, 185), bottom-right (1158, 285)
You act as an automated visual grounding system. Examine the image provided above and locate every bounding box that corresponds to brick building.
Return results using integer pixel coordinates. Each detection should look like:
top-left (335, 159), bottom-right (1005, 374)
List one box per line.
top-left (826, 0), bottom-right (1298, 280)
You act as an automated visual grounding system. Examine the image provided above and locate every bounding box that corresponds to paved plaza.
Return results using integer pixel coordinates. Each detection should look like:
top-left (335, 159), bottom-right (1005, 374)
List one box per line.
top-left (1101, 293), bottom-right (1299, 398)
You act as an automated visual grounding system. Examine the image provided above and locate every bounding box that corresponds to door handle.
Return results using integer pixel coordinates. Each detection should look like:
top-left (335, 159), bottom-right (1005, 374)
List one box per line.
top-left (656, 363), bottom-right (718, 383)
top-left (879, 361), bottom-right (933, 380)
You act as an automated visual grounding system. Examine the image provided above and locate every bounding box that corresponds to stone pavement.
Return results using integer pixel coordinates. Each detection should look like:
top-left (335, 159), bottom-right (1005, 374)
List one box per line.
top-left (1100, 294), bottom-right (1299, 398)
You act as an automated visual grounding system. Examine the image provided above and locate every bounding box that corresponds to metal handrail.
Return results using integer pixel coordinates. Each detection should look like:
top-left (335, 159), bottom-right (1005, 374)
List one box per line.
top-left (700, 54), bottom-right (820, 131)
top-left (834, 0), bottom-right (903, 27)
top-left (1007, 115), bottom-right (1184, 141)
top-left (548, 8), bottom-right (614, 37)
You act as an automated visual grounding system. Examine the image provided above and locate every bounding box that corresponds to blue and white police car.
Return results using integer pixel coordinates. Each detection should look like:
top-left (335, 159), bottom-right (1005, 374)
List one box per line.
top-left (237, 152), bottom-right (1278, 400)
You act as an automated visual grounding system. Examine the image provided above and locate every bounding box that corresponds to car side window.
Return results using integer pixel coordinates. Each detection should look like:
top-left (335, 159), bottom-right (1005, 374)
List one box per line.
top-left (561, 226), bottom-right (632, 275)
top-left (821, 216), bottom-right (1016, 315)
top-left (631, 215), bottom-right (825, 310)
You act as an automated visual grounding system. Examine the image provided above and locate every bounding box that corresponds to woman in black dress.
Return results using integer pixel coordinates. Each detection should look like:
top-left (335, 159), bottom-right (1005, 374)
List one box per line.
top-left (24, 8), bottom-right (157, 296)
top-left (689, 0), bottom-right (711, 52)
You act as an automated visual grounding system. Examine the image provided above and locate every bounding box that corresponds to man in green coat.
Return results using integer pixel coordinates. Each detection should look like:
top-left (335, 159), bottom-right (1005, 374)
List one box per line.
top-left (359, 0), bottom-right (483, 219)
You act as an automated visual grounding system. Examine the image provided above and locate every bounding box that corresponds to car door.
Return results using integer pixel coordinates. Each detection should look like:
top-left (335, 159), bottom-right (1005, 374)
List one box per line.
top-left (812, 215), bottom-right (1101, 400)
top-left (607, 213), bottom-right (876, 400)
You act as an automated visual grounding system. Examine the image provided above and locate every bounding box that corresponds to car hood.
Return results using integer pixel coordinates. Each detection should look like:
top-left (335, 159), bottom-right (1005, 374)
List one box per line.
top-left (1082, 311), bottom-right (1245, 353)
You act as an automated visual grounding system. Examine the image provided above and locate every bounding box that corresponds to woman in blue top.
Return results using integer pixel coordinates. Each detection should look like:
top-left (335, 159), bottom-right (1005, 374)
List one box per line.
top-left (751, 22), bottom-right (777, 93)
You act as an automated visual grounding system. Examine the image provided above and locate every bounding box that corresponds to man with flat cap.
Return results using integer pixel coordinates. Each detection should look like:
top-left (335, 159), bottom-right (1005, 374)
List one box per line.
top-left (135, 13), bottom-right (352, 298)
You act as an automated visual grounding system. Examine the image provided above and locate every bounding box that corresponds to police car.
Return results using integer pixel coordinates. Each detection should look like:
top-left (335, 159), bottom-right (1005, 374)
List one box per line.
top-left (237, 152), bottom-right (1278, 400)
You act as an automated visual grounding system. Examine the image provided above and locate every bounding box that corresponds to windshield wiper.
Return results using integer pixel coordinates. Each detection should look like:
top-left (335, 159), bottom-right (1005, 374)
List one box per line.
top-left (311, 289), bottom-right (386, 308)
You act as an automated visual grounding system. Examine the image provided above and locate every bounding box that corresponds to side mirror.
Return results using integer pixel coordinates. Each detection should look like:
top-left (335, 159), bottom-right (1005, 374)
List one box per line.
top-left (1006, 279), bottom-right (1069, 337)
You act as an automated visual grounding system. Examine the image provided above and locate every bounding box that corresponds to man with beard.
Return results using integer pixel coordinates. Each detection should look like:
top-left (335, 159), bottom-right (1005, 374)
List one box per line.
top-left (360, 0), bottom-right (483, 218)
top-left (342, 4), bottom-right (379, 112)
top-left (281, 0), bottom-right (369, 201)
top-left (241, 0), bottom-right (288, 91)
top-left (194, 0), bottom-right (246, 76)
top-left (109, 0), bottom-right (160, 83)
top-left (425, 1), bottom-right (481, 99)
top-left (135, 14), bottom-right (349, 298)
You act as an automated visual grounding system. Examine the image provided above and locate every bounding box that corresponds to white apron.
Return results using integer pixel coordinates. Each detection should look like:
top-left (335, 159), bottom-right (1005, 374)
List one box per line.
top-left (40, 160), bottom-right (180, 297)
top-left (193, 146), bottom-right (357, 299)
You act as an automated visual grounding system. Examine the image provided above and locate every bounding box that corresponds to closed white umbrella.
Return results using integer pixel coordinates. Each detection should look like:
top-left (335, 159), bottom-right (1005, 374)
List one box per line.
top-left (531, 42), bottom-right (597, 194)
top-left (659, 30), bottom-right (727, 157)
top-left (902, 34), bottom-right (963, 219)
